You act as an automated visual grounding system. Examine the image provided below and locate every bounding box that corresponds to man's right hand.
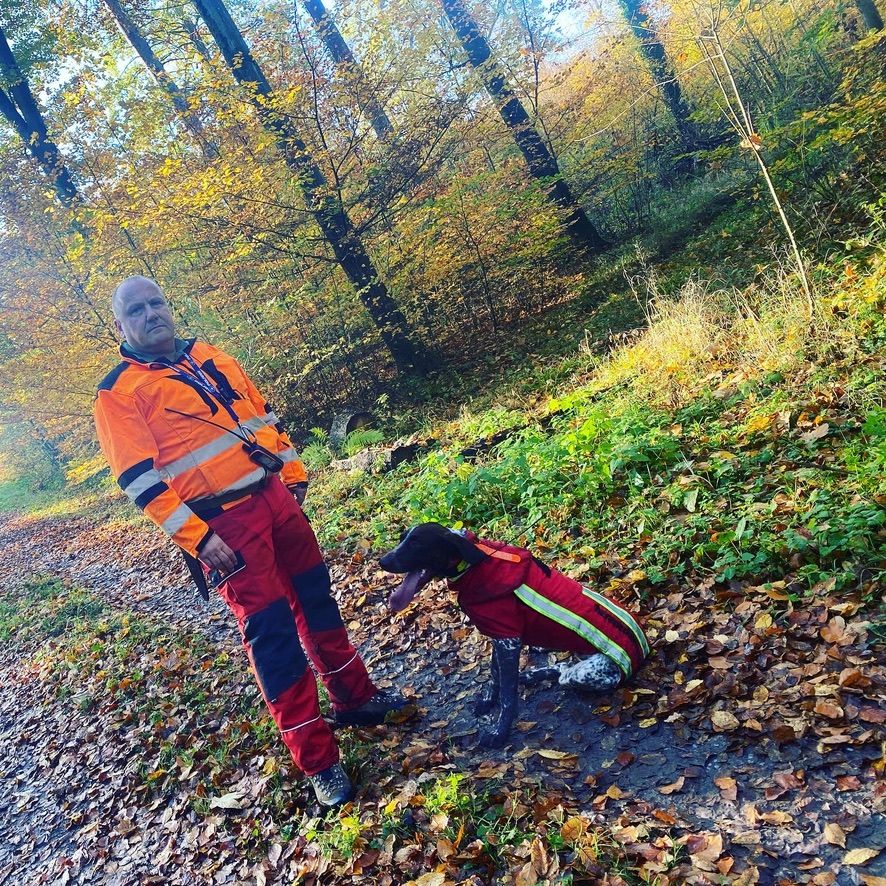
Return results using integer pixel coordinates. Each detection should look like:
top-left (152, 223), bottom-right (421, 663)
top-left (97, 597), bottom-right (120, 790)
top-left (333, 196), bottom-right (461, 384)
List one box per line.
top-left (198, 533), bottom-right (238, 574)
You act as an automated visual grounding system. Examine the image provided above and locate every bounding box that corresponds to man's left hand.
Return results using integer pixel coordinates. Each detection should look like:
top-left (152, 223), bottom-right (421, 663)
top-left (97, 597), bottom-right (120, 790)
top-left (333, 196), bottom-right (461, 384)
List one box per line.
top-left (291, 482), bottom-right (308, 505)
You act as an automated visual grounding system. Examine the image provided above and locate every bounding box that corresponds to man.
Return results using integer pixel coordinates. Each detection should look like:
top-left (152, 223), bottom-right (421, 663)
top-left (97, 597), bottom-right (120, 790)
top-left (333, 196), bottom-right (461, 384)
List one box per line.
top-left (94, 275), bottom-right (403, 806)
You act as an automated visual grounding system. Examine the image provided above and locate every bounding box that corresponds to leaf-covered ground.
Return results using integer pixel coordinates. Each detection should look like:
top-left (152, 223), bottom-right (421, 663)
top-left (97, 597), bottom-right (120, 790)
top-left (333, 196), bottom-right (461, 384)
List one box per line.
top-left (0, 503), bottom-right (883, 886)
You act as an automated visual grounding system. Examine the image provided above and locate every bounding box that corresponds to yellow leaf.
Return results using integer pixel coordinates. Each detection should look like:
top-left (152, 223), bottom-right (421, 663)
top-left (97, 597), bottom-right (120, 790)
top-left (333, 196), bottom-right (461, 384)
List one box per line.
top-left (560, 816), bottom-right (586, 843)
top-left (844, 848), bottom-right (881, 866)
top-left (715, 776), bottom-right (737, 792)
top-left (823, 822), bottom-right (846, 848)
top-left (754, 613), bottom-right (773, 630)
top-left (745, 413), bottom-right (772, 434)
top-left (761, 810), bottom-right (793, 825)
top-left (537, 749), bottom-right (571, 760)
top-left (711, 711), bottom-right (740, 732)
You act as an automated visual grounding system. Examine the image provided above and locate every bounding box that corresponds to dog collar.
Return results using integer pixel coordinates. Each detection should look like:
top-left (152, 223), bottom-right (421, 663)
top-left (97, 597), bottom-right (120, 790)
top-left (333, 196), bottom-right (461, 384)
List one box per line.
top-left (451, 544), bottom-right (522, 582)
top-left (450, 560), bottom-right (472, 581)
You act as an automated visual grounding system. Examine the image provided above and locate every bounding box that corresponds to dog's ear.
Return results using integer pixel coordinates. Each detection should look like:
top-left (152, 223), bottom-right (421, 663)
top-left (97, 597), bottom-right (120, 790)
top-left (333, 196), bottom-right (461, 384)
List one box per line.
top-left (448, 530), bottom-right (487, 567)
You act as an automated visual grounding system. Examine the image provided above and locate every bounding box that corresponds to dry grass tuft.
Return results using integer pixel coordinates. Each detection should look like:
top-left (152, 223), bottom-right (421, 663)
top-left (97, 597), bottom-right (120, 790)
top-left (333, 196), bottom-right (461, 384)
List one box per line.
top-left (589, 255), bottom-right (873, 407)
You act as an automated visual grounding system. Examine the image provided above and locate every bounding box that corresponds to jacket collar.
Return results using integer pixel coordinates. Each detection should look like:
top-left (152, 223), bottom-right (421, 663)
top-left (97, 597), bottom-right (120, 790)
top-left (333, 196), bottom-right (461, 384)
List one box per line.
top-left (120, 337), bottom-right (195, 367)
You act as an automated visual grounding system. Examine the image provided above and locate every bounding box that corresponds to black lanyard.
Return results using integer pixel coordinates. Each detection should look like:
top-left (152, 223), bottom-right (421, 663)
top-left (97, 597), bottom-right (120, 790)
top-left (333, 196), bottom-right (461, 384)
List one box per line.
top-left (166, 353), bottom-right (241, 426)
top-left (161, 352), bottom-right (284, 473)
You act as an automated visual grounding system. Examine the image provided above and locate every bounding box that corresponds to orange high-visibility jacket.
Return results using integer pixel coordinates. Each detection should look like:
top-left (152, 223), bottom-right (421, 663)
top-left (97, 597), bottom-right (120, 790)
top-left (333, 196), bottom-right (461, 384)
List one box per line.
top-left (94, 339), bottom-right (307, 557)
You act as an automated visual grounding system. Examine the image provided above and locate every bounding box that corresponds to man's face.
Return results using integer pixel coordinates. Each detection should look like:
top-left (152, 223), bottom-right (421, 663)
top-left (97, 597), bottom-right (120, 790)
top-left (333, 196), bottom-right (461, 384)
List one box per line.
top-left (114, 281), bottom-right (176, 357)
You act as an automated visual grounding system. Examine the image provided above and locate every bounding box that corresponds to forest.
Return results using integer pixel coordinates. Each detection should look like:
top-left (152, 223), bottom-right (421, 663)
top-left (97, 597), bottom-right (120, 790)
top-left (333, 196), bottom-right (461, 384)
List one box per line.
top-left (0, 0), bottom-right (884, 883)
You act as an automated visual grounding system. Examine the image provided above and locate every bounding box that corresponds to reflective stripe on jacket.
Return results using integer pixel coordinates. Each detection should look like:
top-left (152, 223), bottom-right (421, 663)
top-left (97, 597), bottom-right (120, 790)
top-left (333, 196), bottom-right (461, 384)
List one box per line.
top-left (450, 534), bottom-right (649, 676)
top-left (94, 339), bottom-right (307, 557)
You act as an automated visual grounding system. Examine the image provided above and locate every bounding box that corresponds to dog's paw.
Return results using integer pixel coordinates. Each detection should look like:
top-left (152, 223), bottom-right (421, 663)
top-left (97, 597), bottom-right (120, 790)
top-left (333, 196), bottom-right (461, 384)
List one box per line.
top-left (477, 729), bottom-right (509, 749)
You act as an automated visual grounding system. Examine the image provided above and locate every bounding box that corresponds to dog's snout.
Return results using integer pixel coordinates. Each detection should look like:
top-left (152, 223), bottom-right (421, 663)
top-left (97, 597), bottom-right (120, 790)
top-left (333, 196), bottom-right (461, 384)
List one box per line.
top-left (379, 551), bottom-right (401, 572)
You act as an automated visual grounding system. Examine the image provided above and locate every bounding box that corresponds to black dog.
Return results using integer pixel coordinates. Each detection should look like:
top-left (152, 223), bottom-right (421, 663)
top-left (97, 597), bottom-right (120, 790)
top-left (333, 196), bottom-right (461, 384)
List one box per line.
top-left (380, 523), bottom-right (649, 747)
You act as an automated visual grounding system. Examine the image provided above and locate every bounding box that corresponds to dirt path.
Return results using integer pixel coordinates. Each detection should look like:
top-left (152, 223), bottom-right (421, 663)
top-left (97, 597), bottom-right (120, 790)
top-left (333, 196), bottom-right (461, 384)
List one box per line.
top-left (0, 508), bottom-right (883, 884)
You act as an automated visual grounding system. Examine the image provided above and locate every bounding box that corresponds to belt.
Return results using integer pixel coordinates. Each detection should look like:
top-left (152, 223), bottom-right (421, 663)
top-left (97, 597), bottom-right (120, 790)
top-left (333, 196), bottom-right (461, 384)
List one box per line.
top-left (187, 474), bottom-right (268, 519)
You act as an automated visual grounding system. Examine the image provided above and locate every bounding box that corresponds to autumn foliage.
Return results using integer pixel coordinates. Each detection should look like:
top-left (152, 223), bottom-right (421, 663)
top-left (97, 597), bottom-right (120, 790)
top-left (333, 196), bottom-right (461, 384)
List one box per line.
top-left (0, 0), bottom-right (882, 473)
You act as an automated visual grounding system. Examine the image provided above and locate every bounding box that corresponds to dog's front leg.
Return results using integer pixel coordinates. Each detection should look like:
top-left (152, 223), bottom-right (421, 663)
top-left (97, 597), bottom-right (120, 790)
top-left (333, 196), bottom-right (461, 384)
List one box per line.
top-left (474, 646), bottom-right (500, 716)
top-left (478, 638), bottom-right (521, 748)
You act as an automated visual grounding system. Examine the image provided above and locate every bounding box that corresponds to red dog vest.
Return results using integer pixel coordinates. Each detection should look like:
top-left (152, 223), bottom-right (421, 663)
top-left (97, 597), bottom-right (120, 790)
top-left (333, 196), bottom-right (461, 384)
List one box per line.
top-left (449, 535), bottom-right (648, 676)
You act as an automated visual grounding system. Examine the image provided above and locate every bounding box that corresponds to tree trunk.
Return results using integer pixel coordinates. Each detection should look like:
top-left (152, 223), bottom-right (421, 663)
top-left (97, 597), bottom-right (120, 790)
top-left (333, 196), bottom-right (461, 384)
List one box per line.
top-left (102, 0), bottom-right (218, 158)
top-left (300, 0), bottom-right (394, 141)
top-left (191, 0), bottom-right (424, 373)
top-left (856, 0), bottom-right (884, 30)
top-left (616, 0), bottom-right (696, 145)
top-left (439, 0), bottom-right (607, 254)
top-left (0, 26), bottom-right (80, 208)
top-left (181, 16), bottom-right (215, 62)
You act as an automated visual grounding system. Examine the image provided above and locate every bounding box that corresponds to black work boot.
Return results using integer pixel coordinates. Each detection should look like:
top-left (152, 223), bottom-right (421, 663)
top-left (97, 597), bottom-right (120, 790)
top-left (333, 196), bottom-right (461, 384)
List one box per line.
top-left (333, 689), bottom-right (408, 727)
top-left (308, 763), bottom-right (353, 807)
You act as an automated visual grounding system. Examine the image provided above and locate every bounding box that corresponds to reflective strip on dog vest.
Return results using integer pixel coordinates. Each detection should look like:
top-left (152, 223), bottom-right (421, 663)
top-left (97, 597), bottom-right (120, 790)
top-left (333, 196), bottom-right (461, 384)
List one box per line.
top-left (514, 583), bottom-right (633, 675)
top-left (581, 586), bottom-right (650, 657)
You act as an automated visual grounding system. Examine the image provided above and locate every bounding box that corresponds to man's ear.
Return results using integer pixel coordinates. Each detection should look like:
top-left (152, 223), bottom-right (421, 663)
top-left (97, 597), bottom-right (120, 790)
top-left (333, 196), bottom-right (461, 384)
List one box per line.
top-left (113, 317), bottom-right (124, 339)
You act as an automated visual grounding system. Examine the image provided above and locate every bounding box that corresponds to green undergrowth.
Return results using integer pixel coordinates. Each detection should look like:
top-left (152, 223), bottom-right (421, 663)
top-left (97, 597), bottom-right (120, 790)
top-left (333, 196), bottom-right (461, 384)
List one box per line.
top-left (309, 247), bottom-right (885, 605)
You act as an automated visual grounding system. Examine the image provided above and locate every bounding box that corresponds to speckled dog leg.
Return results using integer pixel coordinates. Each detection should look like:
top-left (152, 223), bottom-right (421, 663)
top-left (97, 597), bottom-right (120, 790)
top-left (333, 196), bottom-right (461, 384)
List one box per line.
top-left (558, 653), bottom-right (622, 692)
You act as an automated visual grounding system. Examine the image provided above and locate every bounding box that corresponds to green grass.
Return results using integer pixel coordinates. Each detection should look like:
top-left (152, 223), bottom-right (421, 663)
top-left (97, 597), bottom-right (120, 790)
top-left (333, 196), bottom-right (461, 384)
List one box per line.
top-left (0, 576), bottom-right (107, 643)
top-left (307, 249), bottom-right (886, 605)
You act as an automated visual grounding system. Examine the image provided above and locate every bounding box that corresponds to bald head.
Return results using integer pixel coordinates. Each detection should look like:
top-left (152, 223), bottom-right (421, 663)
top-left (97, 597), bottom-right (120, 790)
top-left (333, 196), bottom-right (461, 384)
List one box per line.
top-left (112, 276), bottom-right (177, 359)
top-left (112, 275), bottom-right (164, 319)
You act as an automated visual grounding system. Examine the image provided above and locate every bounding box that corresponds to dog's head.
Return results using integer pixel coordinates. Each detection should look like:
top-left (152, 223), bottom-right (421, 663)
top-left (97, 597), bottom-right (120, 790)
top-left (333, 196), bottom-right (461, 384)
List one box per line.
top-left (380, 523), bottom-right (486, 612)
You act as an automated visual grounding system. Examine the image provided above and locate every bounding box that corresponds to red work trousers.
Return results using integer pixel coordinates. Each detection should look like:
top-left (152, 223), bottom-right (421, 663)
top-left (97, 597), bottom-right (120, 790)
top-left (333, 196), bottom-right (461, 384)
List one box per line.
top-left (207, 477), bottom-right (376, 775)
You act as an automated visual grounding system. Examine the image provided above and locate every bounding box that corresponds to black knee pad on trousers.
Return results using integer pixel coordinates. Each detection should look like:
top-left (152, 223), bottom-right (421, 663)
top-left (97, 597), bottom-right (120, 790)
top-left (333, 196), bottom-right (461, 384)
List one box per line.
top-left (244, 598), bottom-right (308, 702)
top-left (291, 563), bottom-right (345, 632)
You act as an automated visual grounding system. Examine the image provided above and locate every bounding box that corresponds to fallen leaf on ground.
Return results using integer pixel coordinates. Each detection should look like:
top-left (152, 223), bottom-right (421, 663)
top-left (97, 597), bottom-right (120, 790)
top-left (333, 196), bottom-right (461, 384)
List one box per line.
top-left (711, 711), bottom-right (739, 732)
top-left (844, 847), bottom-right (881, 866)
top-left (658, 777), bottom-right (685, 795)
top-left (823, 822), bottom-right (846, 848)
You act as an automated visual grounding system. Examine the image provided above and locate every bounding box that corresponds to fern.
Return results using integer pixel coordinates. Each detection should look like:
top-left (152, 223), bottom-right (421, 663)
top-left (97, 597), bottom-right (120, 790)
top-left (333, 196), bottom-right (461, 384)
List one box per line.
top-left (342, 428), bottom-right (384, 456)
top-left (301, 442), bottom-right (334, 470)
